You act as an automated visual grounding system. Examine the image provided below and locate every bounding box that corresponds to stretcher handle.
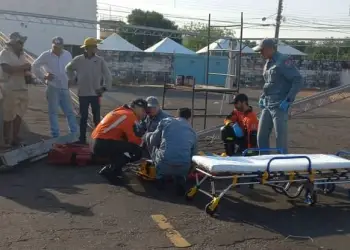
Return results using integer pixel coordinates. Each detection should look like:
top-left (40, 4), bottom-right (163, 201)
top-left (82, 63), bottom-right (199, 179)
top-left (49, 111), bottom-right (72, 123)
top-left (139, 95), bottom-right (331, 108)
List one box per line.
top-left (266, 155), bottom-right (312, 173)
top-left (242, 148), bottom-right (284, 156)
top-left (336, 150), bottom-right (350, 157)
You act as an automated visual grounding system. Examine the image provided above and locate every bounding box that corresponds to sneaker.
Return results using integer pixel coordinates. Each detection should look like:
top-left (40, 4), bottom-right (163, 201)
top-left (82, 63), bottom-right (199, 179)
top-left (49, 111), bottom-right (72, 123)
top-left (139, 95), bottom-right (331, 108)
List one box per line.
top-left (98, 165), bottom-right (120, 185)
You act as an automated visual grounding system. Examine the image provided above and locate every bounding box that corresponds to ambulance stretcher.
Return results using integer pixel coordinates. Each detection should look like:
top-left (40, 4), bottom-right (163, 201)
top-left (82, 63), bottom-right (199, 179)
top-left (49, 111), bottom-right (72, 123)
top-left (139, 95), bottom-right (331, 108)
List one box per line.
top-left (186, 148), bottom-right (350, 216)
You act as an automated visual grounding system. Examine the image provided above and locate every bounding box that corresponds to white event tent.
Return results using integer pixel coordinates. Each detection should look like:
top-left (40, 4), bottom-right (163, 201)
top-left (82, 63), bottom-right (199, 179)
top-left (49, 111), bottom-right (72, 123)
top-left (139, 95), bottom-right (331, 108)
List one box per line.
top-left (196, 38), bottom-right (255, 54)
top-left (98, 33), bottom-right (142, 52)
top-left (145, 37), bottom-right (196, 55)
top-left (277, 42), bottom-right (307, 56)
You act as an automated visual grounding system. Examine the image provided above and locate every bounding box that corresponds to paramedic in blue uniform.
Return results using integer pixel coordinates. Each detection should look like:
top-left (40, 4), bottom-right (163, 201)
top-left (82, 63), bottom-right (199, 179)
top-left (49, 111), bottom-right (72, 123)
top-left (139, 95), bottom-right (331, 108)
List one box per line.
top-left (252, 38), bottom-right (303, 154)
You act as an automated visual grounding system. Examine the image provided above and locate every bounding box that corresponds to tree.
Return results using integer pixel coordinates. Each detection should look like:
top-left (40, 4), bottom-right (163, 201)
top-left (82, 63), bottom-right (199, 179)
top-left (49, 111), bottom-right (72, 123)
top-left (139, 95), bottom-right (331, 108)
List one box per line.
top-left (121, 9), bottom-right (180, 50)
top-left (182, 22), bottom-right (235, 51)
top-left (281, 38), bottom-right (350, 60)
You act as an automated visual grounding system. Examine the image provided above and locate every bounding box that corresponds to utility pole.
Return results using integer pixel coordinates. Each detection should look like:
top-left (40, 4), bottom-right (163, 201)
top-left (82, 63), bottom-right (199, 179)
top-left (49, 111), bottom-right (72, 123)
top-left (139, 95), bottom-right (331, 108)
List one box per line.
top-left (275, 0), bottom-right (284, 40)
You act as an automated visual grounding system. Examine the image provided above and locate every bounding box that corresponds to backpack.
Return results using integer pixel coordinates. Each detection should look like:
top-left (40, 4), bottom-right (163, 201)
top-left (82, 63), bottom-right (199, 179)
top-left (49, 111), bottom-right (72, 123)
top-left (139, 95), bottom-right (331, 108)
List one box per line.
top-left (47, 143), bottom-right (108, 166)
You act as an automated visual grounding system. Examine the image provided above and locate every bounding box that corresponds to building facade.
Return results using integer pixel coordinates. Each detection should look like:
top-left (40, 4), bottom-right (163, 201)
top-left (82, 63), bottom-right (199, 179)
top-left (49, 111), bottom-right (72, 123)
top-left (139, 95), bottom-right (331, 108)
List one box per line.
top-left (1, 0), bottom-right (97, 56)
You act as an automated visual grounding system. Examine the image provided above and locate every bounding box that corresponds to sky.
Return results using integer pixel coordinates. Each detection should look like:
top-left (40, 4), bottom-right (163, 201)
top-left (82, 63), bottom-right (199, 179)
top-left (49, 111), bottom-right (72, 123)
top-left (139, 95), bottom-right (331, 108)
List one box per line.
top-left (98, 0), bottom-right (350, 39)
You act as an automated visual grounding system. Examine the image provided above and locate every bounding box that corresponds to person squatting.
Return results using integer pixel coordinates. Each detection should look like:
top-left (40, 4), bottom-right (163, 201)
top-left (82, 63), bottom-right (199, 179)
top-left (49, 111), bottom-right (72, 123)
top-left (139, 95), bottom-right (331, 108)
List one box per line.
top-left (90, 97), bottom-right (197, 195)
top-left (221, 94), bottom-right (259, 156)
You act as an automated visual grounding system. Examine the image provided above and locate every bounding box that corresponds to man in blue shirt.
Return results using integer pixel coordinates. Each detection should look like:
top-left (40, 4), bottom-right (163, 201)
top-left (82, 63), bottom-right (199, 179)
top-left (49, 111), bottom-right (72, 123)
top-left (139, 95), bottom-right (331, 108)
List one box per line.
top-left (253, 39), bottom-right (303, 154)
top-left (144, 96), bottom-right (170, 132)
top-left (145, 108), bottom-right (197, 195)
top-left (140, 96), bottom-right (170, 157)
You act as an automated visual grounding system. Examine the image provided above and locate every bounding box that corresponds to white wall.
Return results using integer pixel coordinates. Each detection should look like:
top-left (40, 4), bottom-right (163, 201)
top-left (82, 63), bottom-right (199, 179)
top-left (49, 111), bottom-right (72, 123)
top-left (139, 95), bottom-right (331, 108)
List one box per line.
top-left (1, 0), bottom-right (97, 56)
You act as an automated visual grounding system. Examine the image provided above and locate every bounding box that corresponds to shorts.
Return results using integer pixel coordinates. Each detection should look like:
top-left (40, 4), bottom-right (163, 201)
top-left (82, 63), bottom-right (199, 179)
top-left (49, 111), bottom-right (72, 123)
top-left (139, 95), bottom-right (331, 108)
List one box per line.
top-left (3, 90), bottom-right (29, 121)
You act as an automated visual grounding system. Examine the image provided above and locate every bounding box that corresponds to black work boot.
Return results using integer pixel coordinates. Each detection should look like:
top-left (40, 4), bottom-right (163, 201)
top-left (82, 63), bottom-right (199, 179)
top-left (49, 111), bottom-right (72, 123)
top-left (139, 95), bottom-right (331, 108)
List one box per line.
top-left (98, 165), bottom-right (120, 185)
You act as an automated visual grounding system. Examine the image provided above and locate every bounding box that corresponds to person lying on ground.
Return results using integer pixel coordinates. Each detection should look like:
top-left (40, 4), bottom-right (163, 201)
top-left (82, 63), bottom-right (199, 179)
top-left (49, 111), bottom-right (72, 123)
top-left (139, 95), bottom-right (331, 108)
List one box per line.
top-left (90, 98), bottom-right (148, 185)
top-left (221, 93), bottom-right (259, 156)
top-left (139, 96), bottom-right (170, 158)
top-left (144, 107), bottom-right (197, 195)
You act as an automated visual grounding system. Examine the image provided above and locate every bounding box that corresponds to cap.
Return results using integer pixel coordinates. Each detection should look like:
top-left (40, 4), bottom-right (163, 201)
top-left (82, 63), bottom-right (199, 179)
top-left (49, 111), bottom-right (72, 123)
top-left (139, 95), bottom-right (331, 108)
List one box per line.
top-left (233, 93), bottom-right (249, 104)
top-left (81, 37), bottom-right (102, 48)
top-left (252, 38), bottom-right (276, 52)
top-left (6, 32), bottom-right (27, 45)
top-left (52, 36), bottom-right (64, 47)
top-left (146, 96), bottom-right (160, 108)
top-left (131, 98), bottom-right (148, 109)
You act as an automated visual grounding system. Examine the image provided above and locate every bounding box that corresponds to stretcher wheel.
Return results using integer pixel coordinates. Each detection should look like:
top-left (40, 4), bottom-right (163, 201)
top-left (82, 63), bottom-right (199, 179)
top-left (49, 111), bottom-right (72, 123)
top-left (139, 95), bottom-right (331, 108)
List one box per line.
top-left (205, 198), bottom-right (219, 216)
top-left (185, 187), bottom-right (198, 201)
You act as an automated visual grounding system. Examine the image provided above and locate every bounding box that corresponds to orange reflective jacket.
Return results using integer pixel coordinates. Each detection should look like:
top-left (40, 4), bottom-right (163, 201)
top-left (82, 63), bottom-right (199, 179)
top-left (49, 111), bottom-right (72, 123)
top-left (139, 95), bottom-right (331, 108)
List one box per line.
top-left (224, 107), bottom-right (259, 148)
top-left (91, 105), bottom-right (142, 145)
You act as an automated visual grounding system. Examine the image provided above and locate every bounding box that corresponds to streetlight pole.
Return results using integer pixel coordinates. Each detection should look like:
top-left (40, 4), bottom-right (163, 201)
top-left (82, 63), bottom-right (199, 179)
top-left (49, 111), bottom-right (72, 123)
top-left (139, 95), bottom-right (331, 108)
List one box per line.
top-left (275, 0), bottom-right (284, 40)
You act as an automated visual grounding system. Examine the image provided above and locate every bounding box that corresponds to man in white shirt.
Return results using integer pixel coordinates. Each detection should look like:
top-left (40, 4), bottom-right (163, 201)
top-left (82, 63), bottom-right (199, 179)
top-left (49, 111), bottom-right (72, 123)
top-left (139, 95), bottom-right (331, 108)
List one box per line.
top-left (0, 32), bottom-right (31, 147)
top-left (32, 37), bottom-right (78, 138)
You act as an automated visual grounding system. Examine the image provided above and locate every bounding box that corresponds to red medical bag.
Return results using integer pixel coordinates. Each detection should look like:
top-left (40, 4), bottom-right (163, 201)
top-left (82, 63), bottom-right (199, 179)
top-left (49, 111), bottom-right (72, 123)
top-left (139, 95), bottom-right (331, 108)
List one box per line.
top-left (47, 143), bottom-right (107, 166)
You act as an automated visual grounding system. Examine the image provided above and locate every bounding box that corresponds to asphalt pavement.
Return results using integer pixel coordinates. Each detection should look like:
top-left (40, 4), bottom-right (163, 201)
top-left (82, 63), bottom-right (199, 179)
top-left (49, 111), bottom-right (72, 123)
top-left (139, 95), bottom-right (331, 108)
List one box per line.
top-left (0, 85), bottom-right (349, 249)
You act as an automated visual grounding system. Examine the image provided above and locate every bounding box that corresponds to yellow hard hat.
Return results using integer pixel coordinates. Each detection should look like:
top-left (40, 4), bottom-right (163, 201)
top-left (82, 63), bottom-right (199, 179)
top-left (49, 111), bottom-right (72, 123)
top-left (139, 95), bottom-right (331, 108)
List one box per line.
top-left (80, 37), bottom-right (102, 48)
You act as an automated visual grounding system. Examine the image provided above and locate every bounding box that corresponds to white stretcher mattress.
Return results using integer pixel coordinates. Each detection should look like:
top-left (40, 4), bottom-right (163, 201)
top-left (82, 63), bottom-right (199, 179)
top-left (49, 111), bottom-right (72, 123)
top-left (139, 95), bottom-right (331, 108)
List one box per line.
top-left (192, 154), bottom-right (350, 173)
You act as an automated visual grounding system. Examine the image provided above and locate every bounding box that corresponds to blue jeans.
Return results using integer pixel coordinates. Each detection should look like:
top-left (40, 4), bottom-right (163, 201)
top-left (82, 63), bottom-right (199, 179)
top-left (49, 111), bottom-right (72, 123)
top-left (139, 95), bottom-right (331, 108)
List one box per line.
top-left (46, 85), bottom-right (78, 138)
top-left (257, 107), bottom-right (288, 154)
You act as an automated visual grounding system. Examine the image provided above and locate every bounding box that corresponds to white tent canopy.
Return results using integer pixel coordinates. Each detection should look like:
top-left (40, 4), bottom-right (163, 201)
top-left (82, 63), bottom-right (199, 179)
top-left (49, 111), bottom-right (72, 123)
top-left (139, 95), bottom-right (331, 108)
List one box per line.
top-left (277, 42), bottom-right (307, 56)
top-left (196, 39), bottom-right (255, 54)
top-left (145, 37), bottom-right (196, 54)
top-left (98, 33), bottom-right (142, 52)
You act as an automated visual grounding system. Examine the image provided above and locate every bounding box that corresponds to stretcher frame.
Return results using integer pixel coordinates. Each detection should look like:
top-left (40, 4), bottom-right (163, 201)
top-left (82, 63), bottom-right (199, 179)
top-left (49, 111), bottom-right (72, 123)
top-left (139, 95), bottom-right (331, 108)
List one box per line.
top-left (185, 148), bottom-right (350, 216)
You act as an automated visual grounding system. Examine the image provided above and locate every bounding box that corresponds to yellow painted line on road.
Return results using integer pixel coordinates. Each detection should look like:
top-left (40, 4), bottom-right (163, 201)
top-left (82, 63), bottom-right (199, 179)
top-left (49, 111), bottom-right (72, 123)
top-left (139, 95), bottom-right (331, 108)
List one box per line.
top-left (151, 214), bottom-right (191, 248)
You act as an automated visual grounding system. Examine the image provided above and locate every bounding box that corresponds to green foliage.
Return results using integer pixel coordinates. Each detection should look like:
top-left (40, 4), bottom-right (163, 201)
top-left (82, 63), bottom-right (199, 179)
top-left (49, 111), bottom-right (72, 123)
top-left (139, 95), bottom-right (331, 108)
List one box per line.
top-left (181, 22), bottom-right (235, 51)
top-left (281, 39), bottom-right (350, 60)
top-left (120, 9), bottom-right (181, 50)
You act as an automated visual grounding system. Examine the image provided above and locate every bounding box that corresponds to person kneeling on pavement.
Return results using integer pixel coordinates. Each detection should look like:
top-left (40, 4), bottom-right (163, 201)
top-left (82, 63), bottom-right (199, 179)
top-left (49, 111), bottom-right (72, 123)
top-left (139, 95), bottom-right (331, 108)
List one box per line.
top-left (144, 108), bottom-right (197, 194)
top-left (143, 96), bottom-right (170, 132)
top-left (90, 98), bottom-right (148, 184)
top-left (140, 96), bottom-right (170, 157)
top-left (221, 93), bottom-right (259, 156)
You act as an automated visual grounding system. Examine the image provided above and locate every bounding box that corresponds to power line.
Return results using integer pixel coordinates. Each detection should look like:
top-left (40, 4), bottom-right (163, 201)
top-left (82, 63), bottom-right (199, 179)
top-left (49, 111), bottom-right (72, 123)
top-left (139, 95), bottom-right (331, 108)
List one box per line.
top-left (2, 9), bottom-right (350, 41)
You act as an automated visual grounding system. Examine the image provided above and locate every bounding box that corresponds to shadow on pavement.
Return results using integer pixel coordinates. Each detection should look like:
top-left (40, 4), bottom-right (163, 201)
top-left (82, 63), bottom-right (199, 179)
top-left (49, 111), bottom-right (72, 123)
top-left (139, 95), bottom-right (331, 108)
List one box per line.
top-left (123, 174), bottom-right (191, 206)
top-left (214, 188), bottom-right (350, 239)
top-left (124, 172), bottom-right (350, 239)
top-left (0, 162), bottom-right (103, 216)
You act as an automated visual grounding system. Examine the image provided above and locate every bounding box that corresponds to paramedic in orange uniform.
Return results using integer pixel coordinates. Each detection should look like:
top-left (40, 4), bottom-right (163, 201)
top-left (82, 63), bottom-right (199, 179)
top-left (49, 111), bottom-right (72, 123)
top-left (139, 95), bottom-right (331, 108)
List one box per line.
top-left (221, 93), bottom-right (259, 156)
top-left (90, 98), bottom-right (148, 184)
